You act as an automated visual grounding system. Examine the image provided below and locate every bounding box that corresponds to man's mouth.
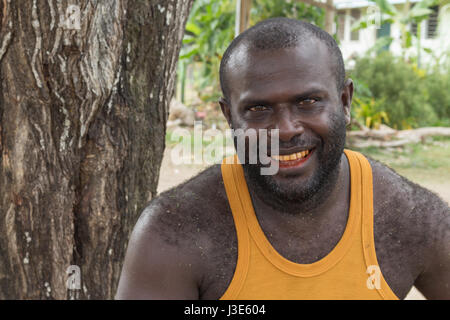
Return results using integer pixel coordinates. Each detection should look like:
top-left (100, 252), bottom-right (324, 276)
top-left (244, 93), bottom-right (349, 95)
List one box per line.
top-left (271, 149), bottom-right (310, 161)
top-left (270, 148), bottom-right (314, 169)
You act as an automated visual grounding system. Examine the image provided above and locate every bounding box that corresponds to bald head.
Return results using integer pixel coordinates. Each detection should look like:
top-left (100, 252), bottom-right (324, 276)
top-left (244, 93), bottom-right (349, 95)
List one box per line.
top-left (219, 18), bottom-right (346, 102)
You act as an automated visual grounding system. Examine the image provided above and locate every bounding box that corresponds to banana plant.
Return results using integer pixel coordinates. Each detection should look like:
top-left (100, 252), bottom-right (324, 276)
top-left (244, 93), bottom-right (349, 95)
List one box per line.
top-left (353, 96), bottom-right (390, 129)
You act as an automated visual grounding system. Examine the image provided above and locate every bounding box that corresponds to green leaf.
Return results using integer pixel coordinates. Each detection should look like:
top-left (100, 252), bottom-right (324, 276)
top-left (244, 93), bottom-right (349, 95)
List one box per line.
top-left (368, 36), bottom-right (393, 54)
top-left (179, 48), bottom-right (199, 60)
top-left (404, 31), bottom-right (412, 48)
top-left (409, 7), bottom-right (432, 21)
top-left (182, 37), bottom-right (195, 44)
top-left (371, 0), bottom-right (397, 16)
top-left (351, 20), bottom-right (368, 31)
top-left (185, 22), bottom-right (201, 36)
top-left (415, 0), bottom-right (440, 10)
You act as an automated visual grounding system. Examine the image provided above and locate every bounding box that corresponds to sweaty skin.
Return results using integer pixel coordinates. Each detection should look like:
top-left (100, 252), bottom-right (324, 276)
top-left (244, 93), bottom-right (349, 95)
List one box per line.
top-left (115, 40), bottom-right (450, 300)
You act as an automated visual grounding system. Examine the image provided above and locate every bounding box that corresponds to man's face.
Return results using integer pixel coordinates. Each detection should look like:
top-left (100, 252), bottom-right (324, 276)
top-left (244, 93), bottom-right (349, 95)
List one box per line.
top-left (220, 39), bottom-right (352, 209)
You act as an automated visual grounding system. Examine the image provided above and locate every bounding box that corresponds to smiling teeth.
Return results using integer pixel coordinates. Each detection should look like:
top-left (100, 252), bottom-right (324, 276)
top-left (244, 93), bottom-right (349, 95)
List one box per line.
top-left (272, 150), bottom-right (310, 161)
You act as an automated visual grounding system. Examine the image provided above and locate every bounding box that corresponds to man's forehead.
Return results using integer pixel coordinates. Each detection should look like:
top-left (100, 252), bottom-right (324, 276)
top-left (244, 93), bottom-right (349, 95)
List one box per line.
top-left (226, 40), bottom-right (335, 101)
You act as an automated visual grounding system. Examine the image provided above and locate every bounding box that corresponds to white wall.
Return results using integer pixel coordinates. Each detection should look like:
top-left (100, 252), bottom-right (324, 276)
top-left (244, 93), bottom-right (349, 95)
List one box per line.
top-left (337, 3), bottom-right (450, 69)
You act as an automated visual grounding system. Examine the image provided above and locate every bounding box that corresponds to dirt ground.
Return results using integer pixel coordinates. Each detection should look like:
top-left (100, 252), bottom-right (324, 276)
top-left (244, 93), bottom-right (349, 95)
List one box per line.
top-left (157, 148), bottom-right (450, 300)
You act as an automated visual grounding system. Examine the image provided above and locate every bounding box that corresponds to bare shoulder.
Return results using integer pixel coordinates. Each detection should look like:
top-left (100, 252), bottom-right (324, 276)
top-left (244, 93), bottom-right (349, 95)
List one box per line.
top-left (145, 164), bottom-right (232, 248)
top-left (116, 164), bottom-right (236, 299)
top-left (367, 156), bottom-right (449, 238)
top-left (365, 155), bottom-right (450, 298)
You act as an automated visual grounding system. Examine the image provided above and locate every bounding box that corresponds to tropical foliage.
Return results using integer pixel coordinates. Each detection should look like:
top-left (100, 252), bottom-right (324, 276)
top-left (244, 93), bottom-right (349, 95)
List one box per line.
top-left (350, 52), bottom-right (450, 129)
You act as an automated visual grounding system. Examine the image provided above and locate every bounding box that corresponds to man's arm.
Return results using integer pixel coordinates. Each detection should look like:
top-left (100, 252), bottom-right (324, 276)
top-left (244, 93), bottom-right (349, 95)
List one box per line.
top-left (115, 205), bottom-right (200, 299)
top-left (414, 195), bottom-right (450, 299)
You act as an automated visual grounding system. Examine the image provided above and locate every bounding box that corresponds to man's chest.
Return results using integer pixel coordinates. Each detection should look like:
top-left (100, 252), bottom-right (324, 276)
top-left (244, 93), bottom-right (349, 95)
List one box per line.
top-left (198, 203), bottom-right (421, 300)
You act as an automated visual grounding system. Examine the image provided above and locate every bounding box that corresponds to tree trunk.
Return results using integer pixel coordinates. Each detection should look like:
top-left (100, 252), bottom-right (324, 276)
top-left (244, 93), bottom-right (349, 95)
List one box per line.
top-left (0, 0), bottom-right (193, 299)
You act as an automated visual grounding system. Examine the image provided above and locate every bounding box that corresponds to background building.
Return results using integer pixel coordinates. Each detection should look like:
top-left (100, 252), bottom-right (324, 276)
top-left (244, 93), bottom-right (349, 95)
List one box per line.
top-left (334, 0), bottom-right (450, 67)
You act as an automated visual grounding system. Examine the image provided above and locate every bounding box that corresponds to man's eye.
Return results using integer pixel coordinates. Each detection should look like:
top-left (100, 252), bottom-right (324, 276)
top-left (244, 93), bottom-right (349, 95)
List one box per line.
top-left (248, 106), bottom-right (268, 112)
top-left (298, 98), bottom-right (318, 105)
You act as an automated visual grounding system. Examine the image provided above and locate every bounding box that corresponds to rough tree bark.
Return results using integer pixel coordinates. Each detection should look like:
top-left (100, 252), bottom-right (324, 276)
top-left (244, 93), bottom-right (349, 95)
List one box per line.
top-left (0, 0), bottom-right (193, 299)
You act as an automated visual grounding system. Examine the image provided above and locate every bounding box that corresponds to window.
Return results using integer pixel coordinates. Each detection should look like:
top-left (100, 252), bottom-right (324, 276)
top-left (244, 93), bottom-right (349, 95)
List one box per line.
top-left (376, 23), bottom-right (391, 51)
top-left (410, 3), bottom-right (419, 37)
top-left (411, 21), bottom-right (418, 37)
top-left (377, 23), bottom-right (391, 38)
top-left (350, 9), bottom-right (360, 41)
top-left (427, 6), bottom-right (439, 38)
top-left (410, 5), bottom-right (439, 39)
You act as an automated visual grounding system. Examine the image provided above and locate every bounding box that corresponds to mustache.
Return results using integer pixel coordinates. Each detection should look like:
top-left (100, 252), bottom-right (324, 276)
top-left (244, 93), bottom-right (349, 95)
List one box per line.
top-left (277, 134), bottom-right (320, 150)
top-left (233, 133), bottom-right (321, 154)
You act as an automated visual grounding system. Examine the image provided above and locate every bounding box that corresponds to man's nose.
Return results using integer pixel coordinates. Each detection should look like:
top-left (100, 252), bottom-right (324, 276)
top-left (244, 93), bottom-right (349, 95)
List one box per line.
top-left (274, 110), bottom-right (304, 142)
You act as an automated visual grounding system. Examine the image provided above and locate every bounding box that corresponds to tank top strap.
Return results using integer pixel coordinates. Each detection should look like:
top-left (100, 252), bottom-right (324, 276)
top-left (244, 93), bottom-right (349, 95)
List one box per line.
top-left (220, 155), bottom-right (250, 299)
top-left (351, 150), bottom-right (399, 300)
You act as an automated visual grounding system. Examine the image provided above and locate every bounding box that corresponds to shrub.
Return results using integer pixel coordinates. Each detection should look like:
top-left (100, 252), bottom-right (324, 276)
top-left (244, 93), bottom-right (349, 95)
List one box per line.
top-left (423, 70), bottom-right (450, 121)
top-left (349, 52), bottom-right (443, 129)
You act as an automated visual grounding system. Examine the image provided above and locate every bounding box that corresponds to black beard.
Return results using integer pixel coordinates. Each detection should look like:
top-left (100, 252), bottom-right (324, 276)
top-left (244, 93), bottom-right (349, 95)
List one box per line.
top-left (241, 112), bottom-right (347, 215)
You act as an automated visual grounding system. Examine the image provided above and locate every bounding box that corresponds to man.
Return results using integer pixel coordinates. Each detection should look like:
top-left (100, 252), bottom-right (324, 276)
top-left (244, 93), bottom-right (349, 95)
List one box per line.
top-left (115, 18), bottom-right (450, 299)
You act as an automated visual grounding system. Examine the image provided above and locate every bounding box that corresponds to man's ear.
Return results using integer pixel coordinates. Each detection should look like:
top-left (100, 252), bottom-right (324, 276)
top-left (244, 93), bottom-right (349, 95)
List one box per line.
top-left (341, 79), bottom-right (354, 126)
top-left (219, 97), bottom-right (233, 128)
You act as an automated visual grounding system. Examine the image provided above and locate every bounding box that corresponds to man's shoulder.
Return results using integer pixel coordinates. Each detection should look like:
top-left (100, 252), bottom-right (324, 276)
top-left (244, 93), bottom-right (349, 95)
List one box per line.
top-left (121, 164), bottom-right (238, 299)
top-left (116, 165), bottom-right (232, 299)
top-left (358, 153), bottom-right (449, 298)
top-left (366, 154), bottom-right (447, 214)
top-left (137, 164), bottom-right (232, 249)
top-left (365, 154), bottom-right (449, 251)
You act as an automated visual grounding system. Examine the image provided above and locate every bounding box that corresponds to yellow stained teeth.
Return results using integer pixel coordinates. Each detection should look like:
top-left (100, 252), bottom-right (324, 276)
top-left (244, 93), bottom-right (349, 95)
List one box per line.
top-left (272, 150), bottom-right (311, 161)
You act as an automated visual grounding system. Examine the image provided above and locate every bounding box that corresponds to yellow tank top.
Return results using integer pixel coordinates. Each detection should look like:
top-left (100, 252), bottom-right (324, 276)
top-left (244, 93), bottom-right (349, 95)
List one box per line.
top-left (219, 149), bottom-right (399, 300)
